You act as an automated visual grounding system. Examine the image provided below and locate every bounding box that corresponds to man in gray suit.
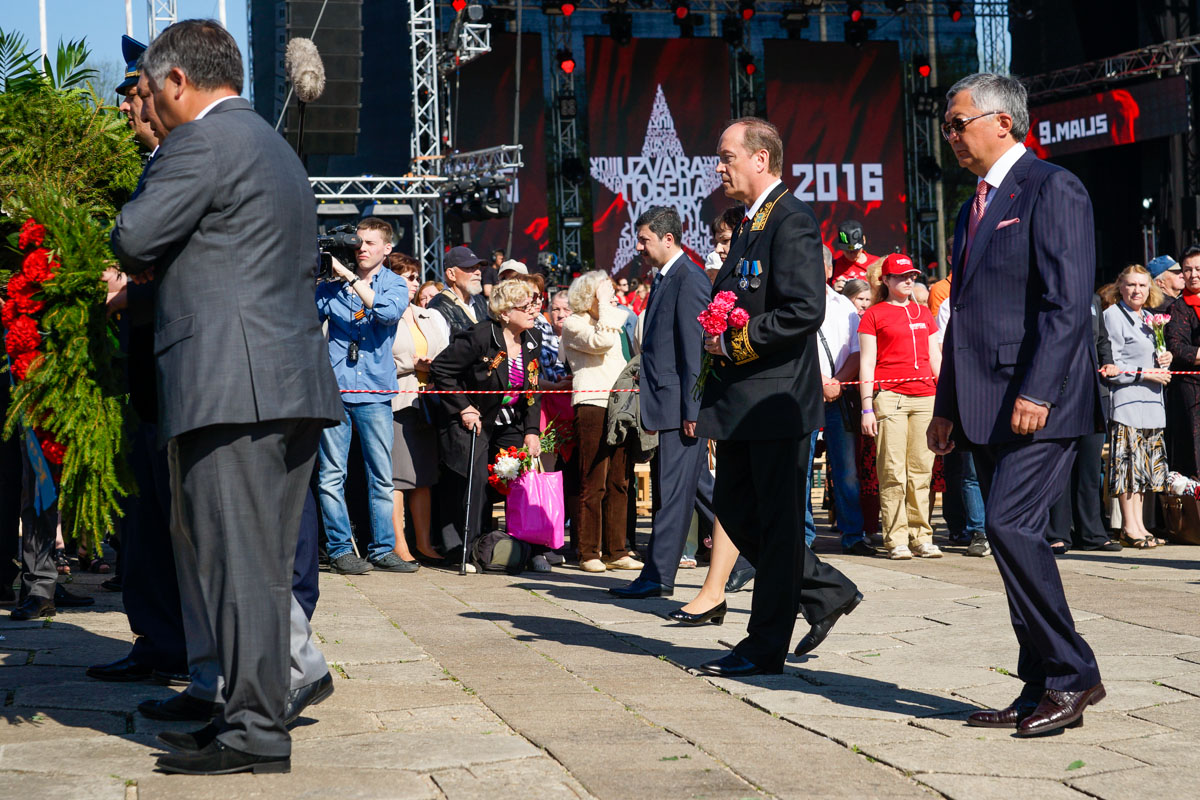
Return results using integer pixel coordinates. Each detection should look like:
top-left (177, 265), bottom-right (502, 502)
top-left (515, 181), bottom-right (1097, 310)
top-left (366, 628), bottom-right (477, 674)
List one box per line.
top-left (111, 20), bottom-right (342, 775)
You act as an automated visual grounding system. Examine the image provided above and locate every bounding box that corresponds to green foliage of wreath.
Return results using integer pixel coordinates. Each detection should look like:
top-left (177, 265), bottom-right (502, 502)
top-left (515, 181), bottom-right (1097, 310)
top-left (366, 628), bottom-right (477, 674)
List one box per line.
top-left (0, 32), bottom-right (142, 551)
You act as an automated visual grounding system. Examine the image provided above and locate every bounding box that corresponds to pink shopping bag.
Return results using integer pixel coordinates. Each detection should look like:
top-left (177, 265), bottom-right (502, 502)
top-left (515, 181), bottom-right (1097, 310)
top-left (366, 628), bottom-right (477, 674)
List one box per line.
top-left (505, 469), bottom-right (565, 549)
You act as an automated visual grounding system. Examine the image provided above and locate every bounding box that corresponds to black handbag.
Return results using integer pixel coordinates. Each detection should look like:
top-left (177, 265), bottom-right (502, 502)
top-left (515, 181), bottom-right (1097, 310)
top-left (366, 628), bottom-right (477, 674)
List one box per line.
top-left (817, 329), bottom-right (860, 432)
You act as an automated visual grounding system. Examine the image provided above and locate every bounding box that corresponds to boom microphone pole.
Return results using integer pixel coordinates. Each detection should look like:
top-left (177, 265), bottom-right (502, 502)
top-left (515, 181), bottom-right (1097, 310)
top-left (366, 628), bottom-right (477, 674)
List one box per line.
top-left (284, 37), bottom-right (326, 167)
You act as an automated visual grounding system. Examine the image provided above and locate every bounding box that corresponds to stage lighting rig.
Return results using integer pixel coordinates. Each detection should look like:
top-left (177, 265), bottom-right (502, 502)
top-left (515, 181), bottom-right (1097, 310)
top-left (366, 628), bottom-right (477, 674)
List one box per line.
top-left (912, 87), bottom-right (941, 117)
top-left (914, 54), bottom-right (931, 78)
top-left (844, 15), bottom-right (876, 46)
top-left (739, 0), bottom-right (756, 21)
top-left (738, 51), bottom-right (757, 77)
top-left (603, 5), bottom-right (634, 46)
top-left (670, 0), bottom-right (689, 19)
top-left (561, 156), bottom-right (587, 187)
top-left (557, 48), bottom-right (576, 74)
top-left (947, 1), bottom-right (964, 22)
top-left (558, 92), bottom-right (578, 119)
top-left (847, 1), bottom-right (864, 22)
top-left (917, 155), bottom-right (942, 182)
top-left (780, 5), bottom-right (810, 39)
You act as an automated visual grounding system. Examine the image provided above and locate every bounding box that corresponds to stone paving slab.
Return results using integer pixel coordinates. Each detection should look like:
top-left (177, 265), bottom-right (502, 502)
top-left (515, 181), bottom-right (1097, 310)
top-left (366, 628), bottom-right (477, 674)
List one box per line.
top-left (914, 774), bottom-right (1093, 800)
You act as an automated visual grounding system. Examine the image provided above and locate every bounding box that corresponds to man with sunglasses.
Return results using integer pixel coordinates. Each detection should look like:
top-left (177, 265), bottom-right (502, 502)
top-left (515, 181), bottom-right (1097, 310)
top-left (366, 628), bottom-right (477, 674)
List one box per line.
top-left (927, 73), bottom-right (1106, 737)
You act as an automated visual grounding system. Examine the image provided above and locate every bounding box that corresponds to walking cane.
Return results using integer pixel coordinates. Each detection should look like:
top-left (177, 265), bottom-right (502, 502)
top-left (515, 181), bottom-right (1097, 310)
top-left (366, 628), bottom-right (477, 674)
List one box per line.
top-left (460, 427), bottom-right (479, 576)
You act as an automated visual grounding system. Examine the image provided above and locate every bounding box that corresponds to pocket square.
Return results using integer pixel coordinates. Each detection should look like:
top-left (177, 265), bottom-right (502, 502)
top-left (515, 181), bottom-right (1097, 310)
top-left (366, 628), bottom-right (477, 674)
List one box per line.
top-left (996, 218), bottom-right (1020, 230)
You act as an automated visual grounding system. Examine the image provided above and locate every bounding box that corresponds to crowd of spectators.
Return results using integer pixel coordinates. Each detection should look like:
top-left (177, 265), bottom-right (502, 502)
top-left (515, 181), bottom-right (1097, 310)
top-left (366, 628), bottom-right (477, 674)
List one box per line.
top-left (306, 212), bottom-right (1200, 579)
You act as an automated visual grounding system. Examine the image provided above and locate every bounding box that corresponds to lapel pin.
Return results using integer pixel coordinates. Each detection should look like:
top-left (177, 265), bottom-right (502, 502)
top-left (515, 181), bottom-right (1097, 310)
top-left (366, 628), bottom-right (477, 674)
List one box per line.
top-left (1009, 193), bottom-right (1015, 199)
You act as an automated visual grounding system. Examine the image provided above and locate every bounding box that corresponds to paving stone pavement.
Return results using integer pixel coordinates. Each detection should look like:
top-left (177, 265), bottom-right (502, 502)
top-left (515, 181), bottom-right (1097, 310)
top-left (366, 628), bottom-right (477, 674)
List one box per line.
top-left (2, 516), bottom-right (1200, 799)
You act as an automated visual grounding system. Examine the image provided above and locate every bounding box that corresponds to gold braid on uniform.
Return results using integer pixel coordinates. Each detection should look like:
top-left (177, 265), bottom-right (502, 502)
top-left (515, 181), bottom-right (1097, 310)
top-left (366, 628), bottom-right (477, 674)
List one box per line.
top-left (729, 325), bottom-right (758, 364)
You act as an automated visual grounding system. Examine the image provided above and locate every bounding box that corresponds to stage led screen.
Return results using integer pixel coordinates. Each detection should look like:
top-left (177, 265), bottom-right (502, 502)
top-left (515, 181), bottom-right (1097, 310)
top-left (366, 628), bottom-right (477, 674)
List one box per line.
top-left (586, 37), bottom-right (731, 279)
top-left (455, 32), bottom-right (549, 261)
top-left (1026, 77), bottom-right (1189, 159)
top-left (764, 41), bottom-right (906, 255)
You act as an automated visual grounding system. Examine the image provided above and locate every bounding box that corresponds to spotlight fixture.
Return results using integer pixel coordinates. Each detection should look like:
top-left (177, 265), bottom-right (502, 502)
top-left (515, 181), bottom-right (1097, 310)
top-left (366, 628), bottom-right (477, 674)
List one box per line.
top-left (739, 0), bottom-right (756, 21)
top-left (557, 48), bottom-right (576, 75)
top-left (917, 155), bottom-right (942, 182)
top-left (542, 0), bottom-right (576, 17)
top-left (780, 4), bottom-right (810, 39)
top-left (670, 0), bottom-right (690, 20)
top-left (844, 16), bottom-right (876, 46)
top-left (913, 87), bottom-right (941, 117)
top-left (558, 93), bottom-right (578, 119)
top-left (452, 0), bottom-right (467, 12)
top-left (561, 156), bottom-right (587, 187)
top-left (675, 11), bottom-right (701, 37)
top-left (847, 1), bottom-right (863, 22)
top-left (947, 1), bottom-right (963, 22)
top-left (738, 51), bottom-right (756, 77)
top-left (914, 54), bottom-right (931, 79)
top-left (722, 15), bottom-right (744, 46)
top-left (602, 7), bottom-right (633, 46)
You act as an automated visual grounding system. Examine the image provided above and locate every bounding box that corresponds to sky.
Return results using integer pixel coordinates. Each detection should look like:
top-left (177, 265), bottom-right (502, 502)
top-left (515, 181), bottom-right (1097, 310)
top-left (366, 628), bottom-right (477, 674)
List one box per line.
top-left (3, 0), bottom-right (252, 96)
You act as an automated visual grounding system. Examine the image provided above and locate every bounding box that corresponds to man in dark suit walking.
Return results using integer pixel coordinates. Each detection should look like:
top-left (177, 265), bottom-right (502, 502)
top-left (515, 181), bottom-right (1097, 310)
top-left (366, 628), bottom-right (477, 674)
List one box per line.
top-left (111, 20), bottom-right (342, 774)
top-left (695, 118), bottom-right (860, 677)
top-left (928, 73), bottom-right (1106, 736)
top-left (610, 207), bottom-right (710, 599)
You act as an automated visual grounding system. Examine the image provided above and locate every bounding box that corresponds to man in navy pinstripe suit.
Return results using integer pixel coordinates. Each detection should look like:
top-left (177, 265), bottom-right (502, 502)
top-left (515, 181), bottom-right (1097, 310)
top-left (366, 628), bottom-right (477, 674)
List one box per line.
top-left (927, 73), bottom-right (1106, 737)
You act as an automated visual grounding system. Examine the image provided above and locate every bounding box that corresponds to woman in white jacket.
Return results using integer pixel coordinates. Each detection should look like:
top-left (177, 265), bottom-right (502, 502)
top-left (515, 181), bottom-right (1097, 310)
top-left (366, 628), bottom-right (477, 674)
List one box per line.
top-left (562, 271), bottom-right (642, 573)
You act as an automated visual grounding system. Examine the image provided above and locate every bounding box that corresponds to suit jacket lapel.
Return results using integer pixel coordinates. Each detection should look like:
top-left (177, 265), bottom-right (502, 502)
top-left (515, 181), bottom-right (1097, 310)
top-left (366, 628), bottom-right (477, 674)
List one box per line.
top-left (957, 151), bottom-right (1033, 295)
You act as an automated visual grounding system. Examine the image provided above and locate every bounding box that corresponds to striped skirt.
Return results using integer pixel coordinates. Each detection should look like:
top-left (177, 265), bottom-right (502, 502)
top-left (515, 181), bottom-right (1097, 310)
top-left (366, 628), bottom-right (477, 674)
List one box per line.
top-left (1107, 423), bottom-right (1168, 495)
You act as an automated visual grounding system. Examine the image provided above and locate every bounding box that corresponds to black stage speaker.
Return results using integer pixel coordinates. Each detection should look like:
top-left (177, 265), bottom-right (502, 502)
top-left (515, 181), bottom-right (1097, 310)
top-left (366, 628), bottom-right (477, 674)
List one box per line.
top-left (277, 0), bottom-right (363, 155)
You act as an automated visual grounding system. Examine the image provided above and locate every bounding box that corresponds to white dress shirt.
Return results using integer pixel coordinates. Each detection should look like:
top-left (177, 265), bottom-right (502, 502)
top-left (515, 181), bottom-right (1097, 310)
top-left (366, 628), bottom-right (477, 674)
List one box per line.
top-left (818, 286), bottom-right (860, 377)
top-left (978, 142), bottom-right (1026, 207)
top-left (194, 94), bottom-right (239, 120)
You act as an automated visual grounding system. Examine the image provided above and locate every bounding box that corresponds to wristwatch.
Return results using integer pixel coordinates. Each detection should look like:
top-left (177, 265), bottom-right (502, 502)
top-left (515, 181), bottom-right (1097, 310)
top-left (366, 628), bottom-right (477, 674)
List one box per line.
top-left (347, 276), bottom-right (359, 287)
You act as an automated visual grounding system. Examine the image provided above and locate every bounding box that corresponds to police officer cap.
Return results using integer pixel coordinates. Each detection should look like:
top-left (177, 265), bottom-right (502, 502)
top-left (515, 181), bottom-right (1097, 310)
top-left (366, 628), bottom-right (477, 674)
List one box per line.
top-left (116, 35), bottom-right (147, 96)
top-left (836, 220), bottom-right (866, 252)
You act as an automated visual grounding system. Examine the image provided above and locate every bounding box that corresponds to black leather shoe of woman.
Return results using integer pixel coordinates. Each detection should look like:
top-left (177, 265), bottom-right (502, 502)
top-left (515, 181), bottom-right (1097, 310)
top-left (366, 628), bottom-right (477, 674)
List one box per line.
top-left (667, 601), bottom-right (727, 626)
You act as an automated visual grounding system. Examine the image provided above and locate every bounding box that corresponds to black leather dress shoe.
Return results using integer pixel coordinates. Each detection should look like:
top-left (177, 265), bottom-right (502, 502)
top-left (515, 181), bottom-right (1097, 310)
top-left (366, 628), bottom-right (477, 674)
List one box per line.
top-left (100, 577), bottom-right (123, 592)
top-left (609, 577), bottom-right (673, 599)
top-left (156, 740), bottom-right (289, 775)
top-left (139, 692), bottom-right (221, 722)
top-left (724, 567), bottom-right (756, 593)
top-left (284, 672), bottom-right (334, 726)
top-left (152, 669), bottom-right (191, 686)
top-left (794, 591), bottom-right (863, 657)
top-left (698, 652), bottom-right (779, 677)
top-left (1015, 683), bottom-right (1106, 737)
top-left (157, 723), bottom-right (219, 753)
top-left (966, 695), bottom-right (1041, 728)
top-left (9, 596), bottom-right (54, 621)
top-left (53, 584), bottom-right (94, 607)
top-left (87, 655), bottom-right (154, 682)
top-left (667, 601), bottom-right (726, 626)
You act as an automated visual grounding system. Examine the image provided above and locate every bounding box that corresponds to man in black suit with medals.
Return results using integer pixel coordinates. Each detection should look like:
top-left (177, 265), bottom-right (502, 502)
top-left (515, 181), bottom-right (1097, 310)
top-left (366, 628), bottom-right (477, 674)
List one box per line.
top-left (696, 118), bottom-right (861, 677)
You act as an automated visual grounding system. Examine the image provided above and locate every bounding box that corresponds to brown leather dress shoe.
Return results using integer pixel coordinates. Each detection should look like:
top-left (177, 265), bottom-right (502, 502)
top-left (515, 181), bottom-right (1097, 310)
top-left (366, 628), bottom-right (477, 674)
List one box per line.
top-left (966, 696), bottom-right (1041, 728)
top-left (1015, 683), bottom-right (1106, 737)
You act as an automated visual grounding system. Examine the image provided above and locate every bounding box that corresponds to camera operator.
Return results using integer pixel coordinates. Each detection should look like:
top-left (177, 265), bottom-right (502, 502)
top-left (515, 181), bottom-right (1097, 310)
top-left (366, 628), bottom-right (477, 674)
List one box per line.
top-left (315, 217), bottom-right (413, 575)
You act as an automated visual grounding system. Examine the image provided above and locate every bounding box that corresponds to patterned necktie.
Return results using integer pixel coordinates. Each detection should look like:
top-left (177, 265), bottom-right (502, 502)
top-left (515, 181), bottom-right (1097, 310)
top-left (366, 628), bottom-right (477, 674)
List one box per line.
top-left (965, 180), bottom-right (990, 259)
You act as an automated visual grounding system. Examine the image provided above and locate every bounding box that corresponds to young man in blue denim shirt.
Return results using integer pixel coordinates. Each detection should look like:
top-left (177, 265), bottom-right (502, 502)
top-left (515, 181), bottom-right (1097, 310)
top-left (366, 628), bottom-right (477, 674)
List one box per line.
top-left (315, 217), bottom-right (411, 574)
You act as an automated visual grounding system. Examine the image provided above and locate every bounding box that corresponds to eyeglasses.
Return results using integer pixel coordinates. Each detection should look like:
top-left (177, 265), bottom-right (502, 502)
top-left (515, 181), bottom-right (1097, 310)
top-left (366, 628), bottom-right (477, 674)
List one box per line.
top-left (513, 294), bottom-right (544, 314)
top-left (940, 111), bottom-right (999, 141)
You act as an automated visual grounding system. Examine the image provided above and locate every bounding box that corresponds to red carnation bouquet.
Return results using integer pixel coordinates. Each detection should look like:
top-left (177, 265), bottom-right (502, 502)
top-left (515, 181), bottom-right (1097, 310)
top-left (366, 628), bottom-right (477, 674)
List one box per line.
top-left (485, 423), bottom-right (565, 495)
top-left (693, 290), bottom-right (750, 400)
top-left (5, 217), bottom-right (64, 466)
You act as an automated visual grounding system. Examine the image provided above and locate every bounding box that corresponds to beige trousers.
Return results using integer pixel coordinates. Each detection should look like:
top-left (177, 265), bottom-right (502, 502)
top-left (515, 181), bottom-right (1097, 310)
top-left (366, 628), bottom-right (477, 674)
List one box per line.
top-left (874, 390), bottom-right (936, 549)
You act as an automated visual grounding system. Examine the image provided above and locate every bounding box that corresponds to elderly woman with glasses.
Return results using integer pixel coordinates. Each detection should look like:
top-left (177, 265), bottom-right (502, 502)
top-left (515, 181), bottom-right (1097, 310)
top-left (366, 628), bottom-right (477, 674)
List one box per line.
top-left (429, 279), bottom-right (544, 567)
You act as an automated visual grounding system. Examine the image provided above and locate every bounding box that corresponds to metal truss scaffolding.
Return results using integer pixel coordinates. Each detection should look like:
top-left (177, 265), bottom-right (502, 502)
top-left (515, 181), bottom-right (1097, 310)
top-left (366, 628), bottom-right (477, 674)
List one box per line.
top-left (548, 15), bottom-right (583, 267)
top-left (148, 0), bottom-right (177, 40)
top-left (899, 3), bottom-right (941, 272)
top-left (410, 0), bottom-right (445, 275)
top-left (1022, 33), bottom-right (1200, 100)
top-left (974, 1), bottom-right (1010, 75)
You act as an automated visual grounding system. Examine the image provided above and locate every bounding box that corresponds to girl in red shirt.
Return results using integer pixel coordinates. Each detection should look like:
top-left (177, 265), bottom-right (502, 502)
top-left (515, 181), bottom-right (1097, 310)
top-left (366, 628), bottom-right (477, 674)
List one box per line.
top-left (858, 254), bottom-right (942, 560)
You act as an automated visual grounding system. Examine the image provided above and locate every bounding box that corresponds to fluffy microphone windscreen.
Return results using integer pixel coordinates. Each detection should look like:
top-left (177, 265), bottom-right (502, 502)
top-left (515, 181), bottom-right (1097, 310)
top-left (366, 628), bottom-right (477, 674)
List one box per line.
top-left (285, 38), bottom-right (325, 104)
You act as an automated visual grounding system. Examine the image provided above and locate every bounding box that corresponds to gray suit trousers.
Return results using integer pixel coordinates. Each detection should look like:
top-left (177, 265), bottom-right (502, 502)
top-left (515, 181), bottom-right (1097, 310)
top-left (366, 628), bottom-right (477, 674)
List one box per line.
top-left (168, 419), bottom-right (321, 758)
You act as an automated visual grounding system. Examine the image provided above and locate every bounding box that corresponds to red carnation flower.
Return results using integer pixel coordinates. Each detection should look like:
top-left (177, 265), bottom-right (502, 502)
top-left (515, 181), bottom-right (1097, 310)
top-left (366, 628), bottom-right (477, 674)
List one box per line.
top-left (11, 350), bottom-right (42, 381)
top-left (7, 273), bottom-right (43, 315)
top-left (728, 308), bottom-right (750, 329)
top-left (17, 219), bottom-right (45, 250)
top-left (21, 248), bottom-right (54, 284)
top-left (0, 300), bottom-right (18, 328)
top-left (4, 315), bottom-right (40, 357)
top-left (40, 437), bottom-right (66, 466)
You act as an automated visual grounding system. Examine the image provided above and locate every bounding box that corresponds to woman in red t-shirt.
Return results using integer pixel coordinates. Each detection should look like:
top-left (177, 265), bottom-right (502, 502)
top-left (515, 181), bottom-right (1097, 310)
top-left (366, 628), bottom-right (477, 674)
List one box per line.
top-left (858, 254), bottom-right (942, 560)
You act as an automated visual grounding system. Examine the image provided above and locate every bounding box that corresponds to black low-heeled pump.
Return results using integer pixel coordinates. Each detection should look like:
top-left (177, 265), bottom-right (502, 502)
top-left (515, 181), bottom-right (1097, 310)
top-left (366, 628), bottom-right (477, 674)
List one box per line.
top-left (667, 600), bottom-right (727, 626)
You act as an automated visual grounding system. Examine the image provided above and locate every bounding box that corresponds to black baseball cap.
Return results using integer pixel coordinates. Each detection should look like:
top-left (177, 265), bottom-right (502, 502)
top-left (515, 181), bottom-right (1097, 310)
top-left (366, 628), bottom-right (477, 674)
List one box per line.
top-left (444, 246), bottom-right (486, 271)
top-left (835, 220), bottom-right (866, 252)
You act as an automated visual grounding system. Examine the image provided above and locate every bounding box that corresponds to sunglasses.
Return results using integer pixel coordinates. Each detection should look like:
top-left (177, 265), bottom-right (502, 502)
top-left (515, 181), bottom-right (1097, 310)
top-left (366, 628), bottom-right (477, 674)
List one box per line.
top-left (513, 294), bottom-right (544, 313)
top-left (941, 111), bottom-right (999, 141)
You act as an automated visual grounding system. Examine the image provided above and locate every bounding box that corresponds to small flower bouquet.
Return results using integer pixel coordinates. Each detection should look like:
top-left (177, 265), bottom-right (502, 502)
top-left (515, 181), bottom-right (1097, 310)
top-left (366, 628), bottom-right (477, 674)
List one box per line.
top-left (693, 290), bottom-right (750, 400)
top-left (1149, 313), bottom-right (1171, 355)
top-left (485, 424), bottom-right (563, 495)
